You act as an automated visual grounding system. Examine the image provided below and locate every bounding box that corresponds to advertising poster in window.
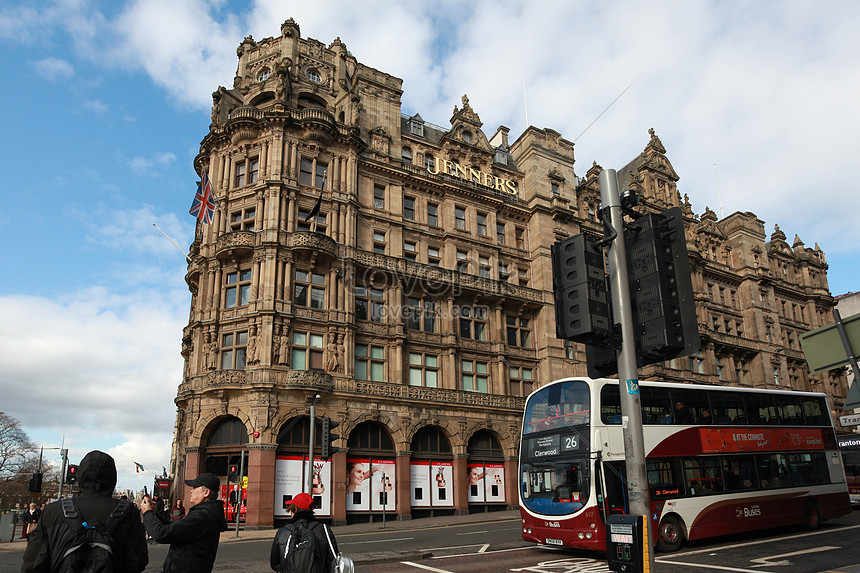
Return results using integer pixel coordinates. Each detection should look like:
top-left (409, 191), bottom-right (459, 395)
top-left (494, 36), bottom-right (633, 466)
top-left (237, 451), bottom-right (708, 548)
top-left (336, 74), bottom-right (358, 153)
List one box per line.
top-left (274, 455), bottom-right (331, 517)
top-left (467, 462), bottom-right (486, 502)
top-left (431, 461), bottom-right (453, 506)
top-left (220, 484), bottom-right (247, 522)
top-left (483, 463), bottom-right (506, 503)
top-left (370, 459), bottom-right (396, 511)
top-left (410, 461), bottom-right (431, 507)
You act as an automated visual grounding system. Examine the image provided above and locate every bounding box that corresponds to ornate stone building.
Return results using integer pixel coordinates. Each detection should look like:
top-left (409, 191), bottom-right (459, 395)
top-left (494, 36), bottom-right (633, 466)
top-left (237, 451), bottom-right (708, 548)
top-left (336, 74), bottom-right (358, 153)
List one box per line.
top-left (171, 20), bottom-right (848, 527)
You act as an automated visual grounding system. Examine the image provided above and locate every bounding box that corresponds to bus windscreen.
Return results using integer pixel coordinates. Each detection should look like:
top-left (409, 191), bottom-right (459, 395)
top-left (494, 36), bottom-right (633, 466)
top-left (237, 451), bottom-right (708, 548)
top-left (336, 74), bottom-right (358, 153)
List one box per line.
top-left (524, 380), bottom-right (590, 434)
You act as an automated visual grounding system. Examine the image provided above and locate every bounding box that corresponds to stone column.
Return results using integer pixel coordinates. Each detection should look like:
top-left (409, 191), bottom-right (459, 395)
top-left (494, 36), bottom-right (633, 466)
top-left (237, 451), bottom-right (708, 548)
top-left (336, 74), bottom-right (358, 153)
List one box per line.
top-left (504, 458), bottom-right (519, 510)
top-left (245, 443), bottom-right (277, 528)
top-left (183, 447), bottom-right (205, 506)
top-left (452, 454), bottom-right (469, 515)
top-left (396, 451), bottom-right (412, 520)
top-left (331, 450), bottom-right (347, 525)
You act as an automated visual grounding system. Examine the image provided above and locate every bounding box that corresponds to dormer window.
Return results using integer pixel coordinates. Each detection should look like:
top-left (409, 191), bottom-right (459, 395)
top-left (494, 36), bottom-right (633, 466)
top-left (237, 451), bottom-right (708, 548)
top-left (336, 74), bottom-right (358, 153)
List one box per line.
top-left (409, 115), bottom-right (424, 136)
top-left (495, 150), bottom-right (508, 165)
top-left (306, 68), bottom-right (322, 83)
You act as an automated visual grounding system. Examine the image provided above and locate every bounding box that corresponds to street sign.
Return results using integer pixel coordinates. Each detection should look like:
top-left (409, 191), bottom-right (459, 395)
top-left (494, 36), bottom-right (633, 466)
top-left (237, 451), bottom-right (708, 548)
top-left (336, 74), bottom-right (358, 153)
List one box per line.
top-left (800, 312), bottom-right (860, 373)
top-left (840, 414), bottom-right (860, 427)
top-left (242, 476), bottom-right (248, 488)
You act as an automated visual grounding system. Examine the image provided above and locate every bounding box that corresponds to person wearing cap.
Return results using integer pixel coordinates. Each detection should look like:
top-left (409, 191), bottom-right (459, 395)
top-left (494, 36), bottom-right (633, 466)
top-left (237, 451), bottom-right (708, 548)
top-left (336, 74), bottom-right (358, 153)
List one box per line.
top-left (140, 472), bottom-right (228, 573)
top-left (22, 450), bottom-right (148, 573)
top-left (270, 492), bottom-right (340, 572)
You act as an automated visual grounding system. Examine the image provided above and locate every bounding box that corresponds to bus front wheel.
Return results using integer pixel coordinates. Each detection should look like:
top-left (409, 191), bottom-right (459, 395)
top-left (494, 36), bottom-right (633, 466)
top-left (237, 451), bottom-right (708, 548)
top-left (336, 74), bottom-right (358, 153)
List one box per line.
top-left (804, 500), bottom-right (822, 530)
top-left (657, 515), bottom-right (685, 552)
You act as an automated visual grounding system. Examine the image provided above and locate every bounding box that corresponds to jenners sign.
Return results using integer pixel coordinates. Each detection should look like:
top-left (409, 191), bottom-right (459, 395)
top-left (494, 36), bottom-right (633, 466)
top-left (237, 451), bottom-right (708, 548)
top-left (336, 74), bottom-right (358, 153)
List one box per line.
top-left (428, 160), bottom-right (519, 195)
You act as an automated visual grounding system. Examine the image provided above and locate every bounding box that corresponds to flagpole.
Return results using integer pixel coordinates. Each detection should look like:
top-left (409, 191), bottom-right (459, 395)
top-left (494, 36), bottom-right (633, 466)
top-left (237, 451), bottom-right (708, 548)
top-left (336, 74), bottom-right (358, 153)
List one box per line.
top-left (153, 223), bottom-right (191, 262)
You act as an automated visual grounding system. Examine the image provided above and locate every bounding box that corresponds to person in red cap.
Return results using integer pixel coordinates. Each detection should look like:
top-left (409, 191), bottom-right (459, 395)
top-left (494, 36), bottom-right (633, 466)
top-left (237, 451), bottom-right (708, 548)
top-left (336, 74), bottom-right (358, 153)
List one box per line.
top-left (270, 492), bottom-right (340, 572)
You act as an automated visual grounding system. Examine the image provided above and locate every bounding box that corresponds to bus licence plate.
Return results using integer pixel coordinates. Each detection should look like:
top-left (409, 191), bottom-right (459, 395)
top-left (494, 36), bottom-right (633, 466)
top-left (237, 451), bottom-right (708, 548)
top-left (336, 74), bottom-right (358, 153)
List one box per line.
top-left (546, 538), bottom-right (563, 546)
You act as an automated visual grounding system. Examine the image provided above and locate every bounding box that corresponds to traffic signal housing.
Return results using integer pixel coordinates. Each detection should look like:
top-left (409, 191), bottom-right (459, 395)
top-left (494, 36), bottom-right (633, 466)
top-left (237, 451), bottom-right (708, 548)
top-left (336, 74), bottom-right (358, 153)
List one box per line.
top-left (66, 464), bottom-right (78, 484)
top-left (626, 207), bottom-right (699, 365)
top-left (29, 473), bottom-right (43, 493)
top-left (228, 464), bottom-right (239, 483)
top-left (551, 233), bottom-right (612, 345)
top-left (321, 417), bottom-right (340, 460)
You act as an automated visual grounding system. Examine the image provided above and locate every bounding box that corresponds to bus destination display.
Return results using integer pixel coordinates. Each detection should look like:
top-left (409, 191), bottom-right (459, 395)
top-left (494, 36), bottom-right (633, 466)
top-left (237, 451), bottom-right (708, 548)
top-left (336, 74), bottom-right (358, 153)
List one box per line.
top-left (529, 432), bottom-right (584, 457)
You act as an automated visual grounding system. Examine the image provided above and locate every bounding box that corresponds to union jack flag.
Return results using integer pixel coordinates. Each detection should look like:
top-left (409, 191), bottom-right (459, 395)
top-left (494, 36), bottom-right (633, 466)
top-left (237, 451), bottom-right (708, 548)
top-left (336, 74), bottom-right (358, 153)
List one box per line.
top-left (189, 172), bottom-right (216, 224)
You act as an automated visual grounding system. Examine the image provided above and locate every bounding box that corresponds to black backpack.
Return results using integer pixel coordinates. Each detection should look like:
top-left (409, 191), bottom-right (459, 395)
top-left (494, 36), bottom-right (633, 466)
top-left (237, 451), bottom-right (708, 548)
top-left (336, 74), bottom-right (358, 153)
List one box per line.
top-left (54, 498), bottom-right (131, 573)
top-left (280, 521), bottom-right (323, 573)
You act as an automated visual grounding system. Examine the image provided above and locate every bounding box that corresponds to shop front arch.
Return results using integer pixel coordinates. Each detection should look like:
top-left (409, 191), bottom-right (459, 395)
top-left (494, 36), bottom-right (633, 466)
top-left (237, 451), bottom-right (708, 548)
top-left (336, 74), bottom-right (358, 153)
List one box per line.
top-left (345, 421), bottom-right (396, 518)
top-left (203, 416), bottom-right (249, 522)
top-left (409, 426), bottom-right (454, 514)
top-left (466, 430), bottom-right (506, 507)
top-left (274, 416), bottom-right (330, 519)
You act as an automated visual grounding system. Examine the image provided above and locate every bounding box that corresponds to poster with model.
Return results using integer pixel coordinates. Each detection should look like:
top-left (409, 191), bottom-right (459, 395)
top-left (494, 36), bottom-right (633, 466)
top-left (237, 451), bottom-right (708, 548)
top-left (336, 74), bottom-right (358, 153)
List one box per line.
top-left (346, 458), bottom-right (374, 511)
top-left (430, 461), bottom-right (453, 506)
top-left (274, 455), bottom-right (331, 517)
top-left (410, 460), bottom-right (432, 507)
top-left (483, 463), bottom-right (506, 503)
top-left (467, 462), bottom-right (486, 502)
top-left (370, 459), bottom-right (396, 511)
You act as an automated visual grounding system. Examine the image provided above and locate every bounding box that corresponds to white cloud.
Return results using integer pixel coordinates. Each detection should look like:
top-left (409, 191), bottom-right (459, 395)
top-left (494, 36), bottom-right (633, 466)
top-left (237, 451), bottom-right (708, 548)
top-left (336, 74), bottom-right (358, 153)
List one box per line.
top-left (83, 205), bottom-right (191, 259)
top-left (34, 57), bottom-right (75, 80)
top-left (126, 151), bottom-right (177, 175)
top-left (81, 98), bottom-right (109, 114)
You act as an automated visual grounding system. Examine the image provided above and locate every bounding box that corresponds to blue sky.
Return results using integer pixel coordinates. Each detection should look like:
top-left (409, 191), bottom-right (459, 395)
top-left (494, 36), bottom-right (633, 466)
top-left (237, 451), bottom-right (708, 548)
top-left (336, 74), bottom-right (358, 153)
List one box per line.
top-left (1, 0), bottom-right (858, 491)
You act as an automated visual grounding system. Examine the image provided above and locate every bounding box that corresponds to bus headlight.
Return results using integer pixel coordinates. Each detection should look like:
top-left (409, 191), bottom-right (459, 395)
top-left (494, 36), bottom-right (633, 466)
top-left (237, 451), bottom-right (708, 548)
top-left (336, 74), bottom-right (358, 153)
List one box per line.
top-left (589, 523), bottom-right (596, 529)
top-left (577, 532), bottom-right (585, 539)
top-left (585, 532), bottom-right (593, 539)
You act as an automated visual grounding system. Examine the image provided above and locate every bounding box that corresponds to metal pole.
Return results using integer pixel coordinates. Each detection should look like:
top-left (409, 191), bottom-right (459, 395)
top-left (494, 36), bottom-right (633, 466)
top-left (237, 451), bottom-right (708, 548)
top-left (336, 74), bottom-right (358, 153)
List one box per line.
top-left (599, 169), bottom-right (655, 570)
top-left (59, 439), bottom-right (67, 500)
top-left (381, 472), bottom-right (386, 529)
top-left (307, 403), bottom-right (316, 494)
top-left (235, 451), bottom-right (244, 537)
top-left (833, 309), bottom-right (860, 391)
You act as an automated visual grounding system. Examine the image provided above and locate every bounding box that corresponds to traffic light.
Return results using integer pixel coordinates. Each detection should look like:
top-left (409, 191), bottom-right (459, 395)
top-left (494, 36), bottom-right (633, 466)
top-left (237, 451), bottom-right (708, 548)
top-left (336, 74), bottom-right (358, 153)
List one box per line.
top-left (28, 473), bottom-right (43, 493)
top-left (228, 464), bottom-right (239, 483)
top-left (625, 207), bottom-right (699, 365)
top-left (67, 464), bottom-right (78, 484)
top-left (551, 233), bottom-right (612, 345)
top-left (320, 417), bottom-right (340, 460)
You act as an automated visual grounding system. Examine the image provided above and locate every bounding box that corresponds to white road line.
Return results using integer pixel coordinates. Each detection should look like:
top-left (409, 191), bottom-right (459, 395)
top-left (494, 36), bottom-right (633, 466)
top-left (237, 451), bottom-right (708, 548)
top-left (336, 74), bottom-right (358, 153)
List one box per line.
top-left (338, 536), bottom-right (413, 545)
top-left (432, 545), bottom-right (535, 559)
top-left (655, 560), bottom-right (770, 572)
top-left (478, 544), bottom-right (490, 553)
top-left (750, 545), bottom-right (840, 567)
top-left (456, 530), bottom-right (488, 535)
top-left (401, 561), bottom-right (454, 573)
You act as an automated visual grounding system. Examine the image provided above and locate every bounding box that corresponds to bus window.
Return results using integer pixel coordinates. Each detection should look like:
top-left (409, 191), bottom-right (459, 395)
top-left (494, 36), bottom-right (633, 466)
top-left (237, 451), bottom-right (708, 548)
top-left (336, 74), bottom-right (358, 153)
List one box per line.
top-left (802, 397), bottom-right (828, 426)
top-left (683, 458), bottom-right (724, 495)
top-left (744, 393), bottom-right (777, 425)
top-left (647, 459), bottom-right (684, 498)
top-left (641, 386), bottom-right (671, 424)
top-left (520, 459), bottom-right (590, 515)
top-left (524, 380), bottom-right (591, 433)
top-left (756, 454), bottom-right (788, 488)
top-left (600, 384), bottom-right (622, 425)
top-left (722, 455), bottom-right (757, 490)
top-left (775, 394), bottom-right (804, 425)
top-left (788, 453), bottom-right (820, 485)
top-left (709, 391), bottom-right (745, 424)
top-left (670, 389), bottom-right (708, 425)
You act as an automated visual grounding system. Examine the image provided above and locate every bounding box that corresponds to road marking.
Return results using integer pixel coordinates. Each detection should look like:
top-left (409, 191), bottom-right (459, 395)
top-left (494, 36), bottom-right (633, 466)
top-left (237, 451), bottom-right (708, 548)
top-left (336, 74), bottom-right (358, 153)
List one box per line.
top-left (335, 517), bottom-right (521, 537)
top-left (457, 530), bottom-right (488, 535)
top-left (401, 561), bottom-right (454, 573)
top-left (750, 545), bottom-right (839, 567)
top-left (432, 545), bottom-right (535, 559)
top-left (653, 560), bottom-right (768, 572)
top-left (339, 536), bottom-right (413, 545)
top-left (479, 544), bottom-right (490, 553)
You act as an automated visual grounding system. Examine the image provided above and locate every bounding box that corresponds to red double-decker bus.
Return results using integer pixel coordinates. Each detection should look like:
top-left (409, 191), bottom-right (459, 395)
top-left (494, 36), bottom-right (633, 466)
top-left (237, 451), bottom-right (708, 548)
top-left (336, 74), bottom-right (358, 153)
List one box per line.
top-left (519, 377), bottom-right (851, 552)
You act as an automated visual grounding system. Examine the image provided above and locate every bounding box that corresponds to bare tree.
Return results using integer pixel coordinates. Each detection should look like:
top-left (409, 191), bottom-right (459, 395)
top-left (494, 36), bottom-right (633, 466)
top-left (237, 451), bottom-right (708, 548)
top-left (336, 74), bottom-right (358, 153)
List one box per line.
top-left (0, 412), bottom-right (37, 508)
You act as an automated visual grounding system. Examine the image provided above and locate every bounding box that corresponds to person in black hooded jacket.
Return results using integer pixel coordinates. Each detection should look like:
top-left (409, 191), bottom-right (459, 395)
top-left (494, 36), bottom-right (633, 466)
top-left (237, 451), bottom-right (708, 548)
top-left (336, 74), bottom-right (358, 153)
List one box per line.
top-left (21, 450), bottom-right (148, 573)
top-left (140, 472), bottom-right (228, 573)
top-left (270, 492), bottom-right (339, 572)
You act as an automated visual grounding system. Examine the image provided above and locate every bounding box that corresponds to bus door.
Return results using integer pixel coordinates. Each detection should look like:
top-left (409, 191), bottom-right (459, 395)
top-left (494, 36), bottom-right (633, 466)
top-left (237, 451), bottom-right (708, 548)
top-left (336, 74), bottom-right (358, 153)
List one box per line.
top-left (601, 460), bottom-right (628, 517)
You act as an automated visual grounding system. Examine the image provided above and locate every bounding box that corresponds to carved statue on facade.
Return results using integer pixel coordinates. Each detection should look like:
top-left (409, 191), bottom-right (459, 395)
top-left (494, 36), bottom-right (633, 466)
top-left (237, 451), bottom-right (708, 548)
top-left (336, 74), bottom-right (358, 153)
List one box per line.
top-left (247, 326), bottom-right (259, 365)
top-left (325, 337), bottom-right (340, 373)
top-left (205, 333), bottom-right (218, 370)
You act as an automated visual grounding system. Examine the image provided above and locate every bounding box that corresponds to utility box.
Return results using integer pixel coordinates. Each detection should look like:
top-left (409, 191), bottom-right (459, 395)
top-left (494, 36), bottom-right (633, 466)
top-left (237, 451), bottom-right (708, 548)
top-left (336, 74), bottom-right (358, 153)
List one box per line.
top-left (606, 514), bottom-right (648, 573)
top-left (0, 511), bottom-right (16, 543)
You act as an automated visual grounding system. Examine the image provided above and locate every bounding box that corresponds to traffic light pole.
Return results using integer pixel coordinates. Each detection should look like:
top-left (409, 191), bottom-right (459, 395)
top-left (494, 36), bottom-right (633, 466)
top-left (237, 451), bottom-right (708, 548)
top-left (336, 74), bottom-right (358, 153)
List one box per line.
top-left (599, 169), bottom-right (655, 570)
top-left (235, 450), bottom-right (244, 537)
top-left (307, 401), bottom-right (316, 494)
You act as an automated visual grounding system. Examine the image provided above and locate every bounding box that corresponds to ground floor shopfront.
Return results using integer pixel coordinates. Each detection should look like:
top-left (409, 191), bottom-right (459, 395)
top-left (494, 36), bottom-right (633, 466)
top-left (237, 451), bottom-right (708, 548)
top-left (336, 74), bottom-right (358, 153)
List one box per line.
top-left (174, 413), bottom-right (522, 527)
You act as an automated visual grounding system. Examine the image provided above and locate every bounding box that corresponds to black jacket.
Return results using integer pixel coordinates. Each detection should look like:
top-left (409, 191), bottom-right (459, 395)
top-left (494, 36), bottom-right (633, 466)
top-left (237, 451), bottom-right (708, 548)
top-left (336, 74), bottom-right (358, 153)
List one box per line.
top-left (21, 450), bottom-right (148, 573)
top-left (270, 511), bottom-right (339, 572)
top-left (143, 498), bottom-right (228, 573)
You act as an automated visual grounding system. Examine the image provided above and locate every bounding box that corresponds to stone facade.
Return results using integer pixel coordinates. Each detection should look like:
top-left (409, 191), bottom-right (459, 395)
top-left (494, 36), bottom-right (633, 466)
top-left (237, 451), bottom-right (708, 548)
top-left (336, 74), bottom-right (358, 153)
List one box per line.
top-left (170, 20), bottom-right (848, 526)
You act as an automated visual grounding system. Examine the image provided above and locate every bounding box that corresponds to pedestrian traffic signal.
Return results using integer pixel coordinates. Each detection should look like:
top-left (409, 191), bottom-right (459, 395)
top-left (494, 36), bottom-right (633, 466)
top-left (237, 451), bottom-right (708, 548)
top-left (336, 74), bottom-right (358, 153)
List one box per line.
top-left (551, 233), bottom-right (612, 345)
top-left (28, 473), bottom-right (43, 493)
top-left (321, 417), bottom-right (340, 460)
top-left (67, 464), bottom-right (78, 484)
top-left (228, 464), bottom-right (239, 483)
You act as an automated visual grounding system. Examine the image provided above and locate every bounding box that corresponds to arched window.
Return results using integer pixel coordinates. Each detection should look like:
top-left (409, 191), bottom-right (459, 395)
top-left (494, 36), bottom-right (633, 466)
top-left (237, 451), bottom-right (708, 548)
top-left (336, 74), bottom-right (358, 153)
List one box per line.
top-left (411, 426), bottom-right (451, 454)
top-left (277, 416), bottom-right (322, 449)
top-left (206, 417), bottom-right (248, 447)
top-left (467, 430), bottom-right (503, 458)
top-left (347, 421), bottom-right (394, 452)
top-left (401, 146), bottom-right (413, 163)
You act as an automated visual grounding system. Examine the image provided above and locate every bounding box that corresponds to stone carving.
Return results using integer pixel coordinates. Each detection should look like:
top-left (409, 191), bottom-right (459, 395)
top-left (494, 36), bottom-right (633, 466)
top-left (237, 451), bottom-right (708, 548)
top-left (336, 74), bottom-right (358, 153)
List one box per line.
top-left (206, 333), bottom-right (218, 371)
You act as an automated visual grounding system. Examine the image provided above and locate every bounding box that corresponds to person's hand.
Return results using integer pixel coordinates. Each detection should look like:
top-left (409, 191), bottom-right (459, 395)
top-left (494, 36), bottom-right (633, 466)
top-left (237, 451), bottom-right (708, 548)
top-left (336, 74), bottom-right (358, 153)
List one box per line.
top-left (139, 495), bottom-right (154, 513)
